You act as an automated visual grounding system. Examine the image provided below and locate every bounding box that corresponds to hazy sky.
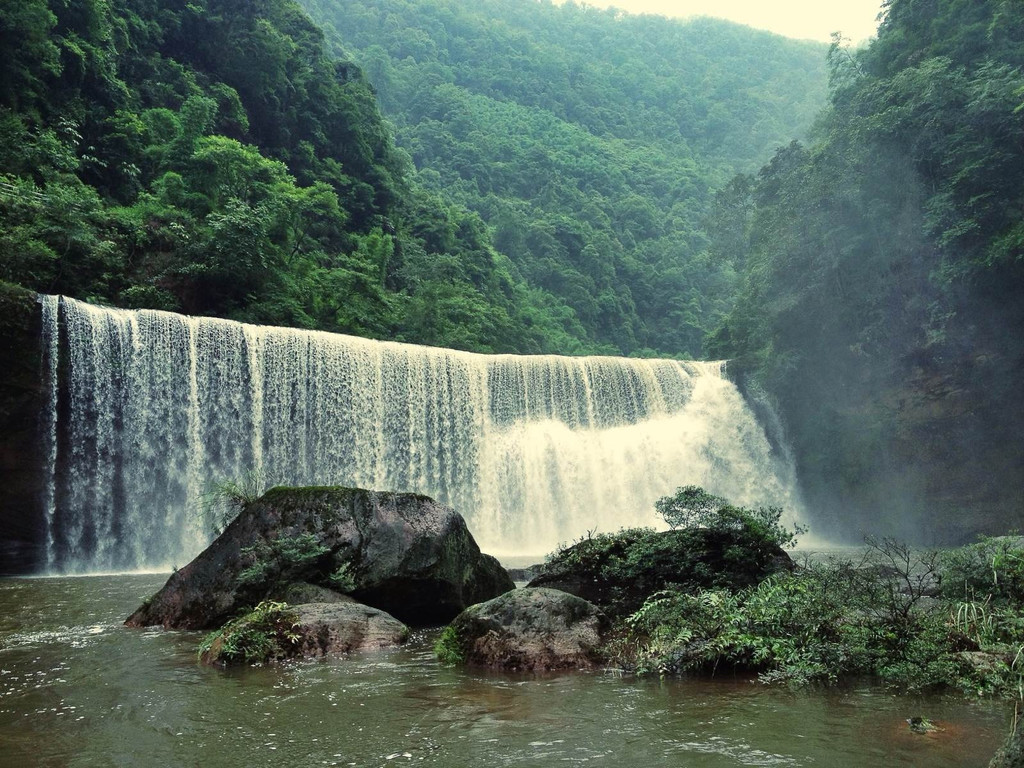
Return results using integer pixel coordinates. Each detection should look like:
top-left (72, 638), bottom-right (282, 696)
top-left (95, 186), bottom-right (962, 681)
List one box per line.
top-left (574, 0), bottom-right (885, 43)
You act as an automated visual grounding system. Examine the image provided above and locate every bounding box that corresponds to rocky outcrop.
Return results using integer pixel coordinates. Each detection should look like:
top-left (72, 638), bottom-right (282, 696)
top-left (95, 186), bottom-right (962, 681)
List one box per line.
top-left (289, 602), bottom-right (409, 657)
top-left (989, 704), bottom-right (1024, 768)
top-left (199, 600), bottom-right (409, 665)
top-left (439, 588), bottom-right (608, 671)
top-left (506, 564), bottom-right (544, 582)
top-left (270, 582), bottom-right (355, 605)
top-left (126, 486), bottom-right (514, 630)
top-left (0, 284), bottom-right (47, 574)
top-left (528, 527), bottom-right (794, 617)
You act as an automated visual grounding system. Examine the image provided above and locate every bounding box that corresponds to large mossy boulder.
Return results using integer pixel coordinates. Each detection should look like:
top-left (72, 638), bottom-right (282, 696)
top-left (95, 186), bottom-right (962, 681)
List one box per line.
top-left (199, 600), bottom-right (409, 666)
top-left (528, 526), bottom-right (795, 617)
top-left (438, 587), bottom-right (609, 671)
top-left (126, 486), bottom-right (514, 629)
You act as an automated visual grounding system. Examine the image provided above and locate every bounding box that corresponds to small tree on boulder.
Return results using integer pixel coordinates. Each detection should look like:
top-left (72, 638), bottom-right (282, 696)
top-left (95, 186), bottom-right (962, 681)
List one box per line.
top-left (655, 485), bottom-right (803, 549)
top-left (655, 486), bottom-right (727, 529)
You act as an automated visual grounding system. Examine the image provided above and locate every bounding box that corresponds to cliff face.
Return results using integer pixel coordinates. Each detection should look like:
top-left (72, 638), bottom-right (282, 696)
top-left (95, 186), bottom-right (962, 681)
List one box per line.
top-left (0, 284), bottom-right (46, 574)
top-left (772, 339), bottom-right (1024, 545)
top-left (884, 347), bottom-right (1024, 542)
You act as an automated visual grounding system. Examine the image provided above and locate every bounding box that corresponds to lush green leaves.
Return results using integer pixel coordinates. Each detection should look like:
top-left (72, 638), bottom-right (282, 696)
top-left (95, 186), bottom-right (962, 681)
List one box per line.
top-left (1, 0), bottom-right (621, 354)
top-left (300, 0), bottom-right (829, 355)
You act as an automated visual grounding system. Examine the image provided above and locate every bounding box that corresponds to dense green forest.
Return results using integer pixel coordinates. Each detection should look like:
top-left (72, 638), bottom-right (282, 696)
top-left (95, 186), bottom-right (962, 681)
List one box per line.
top-left (709, 0), bottom-right (1024, 541)
top-left (299, 0), bottom-right (828, 353)
top-left (0, 0), bottom-right (609, 353)
top-left (0, 0), bottom-right (827, 356)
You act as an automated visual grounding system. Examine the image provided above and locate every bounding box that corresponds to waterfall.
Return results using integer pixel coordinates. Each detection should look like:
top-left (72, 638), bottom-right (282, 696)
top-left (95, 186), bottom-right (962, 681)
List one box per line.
top-left (41, 296), bottom-right (801, 572)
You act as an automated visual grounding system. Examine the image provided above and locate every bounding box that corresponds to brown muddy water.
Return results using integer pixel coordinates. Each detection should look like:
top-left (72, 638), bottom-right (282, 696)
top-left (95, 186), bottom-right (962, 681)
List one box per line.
top-left (0, 574), bottom-right (1011, 767)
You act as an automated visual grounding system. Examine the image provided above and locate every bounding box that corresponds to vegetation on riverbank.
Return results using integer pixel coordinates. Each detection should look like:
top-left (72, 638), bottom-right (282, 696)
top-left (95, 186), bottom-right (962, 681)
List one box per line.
top-left (530, 492), bottom-right (799, 618)
top-left (529, 487), bottom-right (1024, 700)
top-left (603, 510), bottom-right (1024, 697)
top-left (611, 537), bottom-right (1023, 696)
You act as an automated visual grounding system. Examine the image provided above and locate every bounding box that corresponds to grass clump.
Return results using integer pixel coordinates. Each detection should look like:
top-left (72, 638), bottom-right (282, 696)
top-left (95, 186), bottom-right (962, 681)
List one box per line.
top-left (434, 624), bottom-right (467, 666)
top-left (199, 601), bottom-right (301, 666)
top-left (197, 469), bottom-right (267, 535)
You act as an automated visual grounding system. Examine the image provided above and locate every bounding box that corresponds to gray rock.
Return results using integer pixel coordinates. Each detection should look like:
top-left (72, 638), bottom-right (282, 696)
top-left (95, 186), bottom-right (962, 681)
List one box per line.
top-left (442, 587), bottom-right (609, 671)
top-left (126, 486), bottom-right (514, 629)
top-left (199, 600), bottom-right (408, 665)
top-left (272, 582), bottom-right (354, 605)
top-left (290, 602), bottom-right (409, 657)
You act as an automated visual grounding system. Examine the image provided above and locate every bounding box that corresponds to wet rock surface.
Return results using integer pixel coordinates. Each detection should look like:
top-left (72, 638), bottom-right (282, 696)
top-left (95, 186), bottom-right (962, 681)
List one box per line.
top-left (442, 587), bottom-right (608, 671)
top-left (126, 486), bottom-right (514, 630)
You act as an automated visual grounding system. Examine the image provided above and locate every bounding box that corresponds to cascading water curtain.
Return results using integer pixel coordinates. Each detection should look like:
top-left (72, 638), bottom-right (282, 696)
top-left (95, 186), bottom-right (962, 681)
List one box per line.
top-left (41, 295), bottom-right (802, 572)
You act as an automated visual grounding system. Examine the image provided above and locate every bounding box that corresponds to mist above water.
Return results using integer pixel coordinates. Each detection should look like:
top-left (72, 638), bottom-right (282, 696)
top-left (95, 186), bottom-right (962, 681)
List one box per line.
top-left (41, 295), bottom-right (801, 572)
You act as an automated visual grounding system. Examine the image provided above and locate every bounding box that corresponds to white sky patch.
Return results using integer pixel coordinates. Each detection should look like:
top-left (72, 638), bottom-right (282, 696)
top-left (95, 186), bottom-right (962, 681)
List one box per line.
top-left (563, 0), bottom-right (884, 43)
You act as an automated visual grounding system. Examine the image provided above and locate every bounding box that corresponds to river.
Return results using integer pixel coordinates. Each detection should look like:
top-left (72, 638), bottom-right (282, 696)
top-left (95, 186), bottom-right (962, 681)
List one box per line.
top-left (0, 574), bottom-right (1009, 767)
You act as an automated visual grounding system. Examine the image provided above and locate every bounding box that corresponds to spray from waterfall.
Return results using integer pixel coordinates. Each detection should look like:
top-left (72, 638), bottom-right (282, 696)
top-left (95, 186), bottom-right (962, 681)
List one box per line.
top-left (41, 296), bottom-right (802, 572)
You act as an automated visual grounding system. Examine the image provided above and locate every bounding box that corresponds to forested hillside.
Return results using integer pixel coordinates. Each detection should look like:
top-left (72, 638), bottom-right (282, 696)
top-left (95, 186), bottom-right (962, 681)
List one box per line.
top-left (0, 0), bottom-right (828, 357)
top-left (0, 0), bottom-right (622, 354)
top-left (710, 0), bottom-right (1024, 542)
top-left (300, 0), bottom-right (828, 354)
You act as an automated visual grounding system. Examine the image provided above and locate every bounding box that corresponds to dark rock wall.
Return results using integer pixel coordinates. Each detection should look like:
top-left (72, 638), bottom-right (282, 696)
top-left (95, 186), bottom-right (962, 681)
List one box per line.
top-left (731, 341), bottom-right (1024, 545)
top-left (0, 284), bottom-right (46, 574)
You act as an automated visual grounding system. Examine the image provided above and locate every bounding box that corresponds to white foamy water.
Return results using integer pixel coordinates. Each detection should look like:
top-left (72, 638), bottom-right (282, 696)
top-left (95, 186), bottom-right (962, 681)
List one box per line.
top-left (41, 296), bottom-right (801, 571)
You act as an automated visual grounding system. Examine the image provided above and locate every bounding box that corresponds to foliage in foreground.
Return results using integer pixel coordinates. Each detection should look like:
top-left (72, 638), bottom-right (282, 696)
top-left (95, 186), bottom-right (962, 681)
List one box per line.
top-left (198, 601), bottom-right (300, 665)
top-left (611, 537), bottom-right (1024, 698)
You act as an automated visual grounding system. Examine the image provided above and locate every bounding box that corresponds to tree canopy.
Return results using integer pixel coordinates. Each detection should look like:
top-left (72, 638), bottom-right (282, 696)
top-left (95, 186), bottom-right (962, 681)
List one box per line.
top-left (300, 0), bottom-right (829, 355)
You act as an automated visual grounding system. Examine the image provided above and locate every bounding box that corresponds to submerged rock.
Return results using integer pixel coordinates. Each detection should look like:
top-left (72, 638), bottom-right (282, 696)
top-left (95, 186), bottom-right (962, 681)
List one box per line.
top-left (438, 587), bottom-right (609, 671)
top-left (528, 527), bottom-right (795, 617)
top-left (907, 716), bottom-right (943, 734)
top-left (126, 486), bottom-right (514, 630)
top-left (199, 600), bottom-right (408, 665)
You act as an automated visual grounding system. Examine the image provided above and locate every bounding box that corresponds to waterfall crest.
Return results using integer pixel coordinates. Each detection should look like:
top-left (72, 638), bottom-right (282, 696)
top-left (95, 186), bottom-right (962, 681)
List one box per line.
top-left (42, 296), bottom-right (800, 572)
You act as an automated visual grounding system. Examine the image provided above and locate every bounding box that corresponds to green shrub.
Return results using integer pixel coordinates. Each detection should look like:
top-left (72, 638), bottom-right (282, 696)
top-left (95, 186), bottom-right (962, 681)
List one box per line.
top-left (434, 624), bottom-right (466, 665)
top-left (237, 534), bottom-right (331, 589)
top-left (939, 536), bottom-right (1024, 606)
top-left (327, 562), bottom-right (356, 593)
top-left (619, 563), bottom-right (859, 682)
top-left (199, 601), bottom-right (301, 665)
top-left (614, 549), bottom-right (1024, 697)
top-left (655, 486), bottom-right (727, 529)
